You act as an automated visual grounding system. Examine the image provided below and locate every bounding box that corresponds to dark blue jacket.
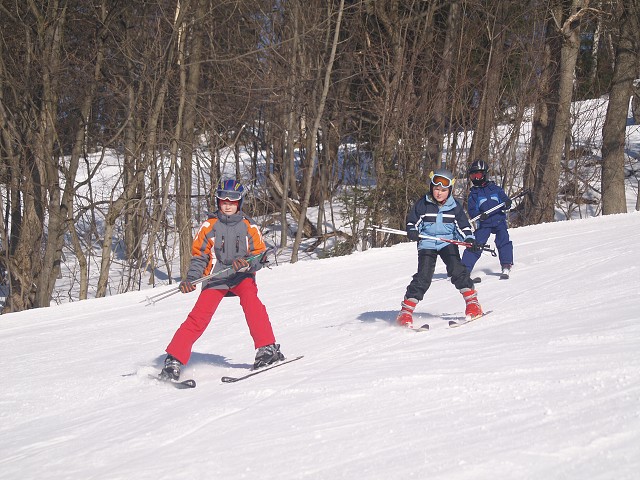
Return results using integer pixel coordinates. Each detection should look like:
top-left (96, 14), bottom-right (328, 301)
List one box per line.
top-left (468, 181), bottom-right (510, 228)
top-left (407, 194), bottom-right (474, 251)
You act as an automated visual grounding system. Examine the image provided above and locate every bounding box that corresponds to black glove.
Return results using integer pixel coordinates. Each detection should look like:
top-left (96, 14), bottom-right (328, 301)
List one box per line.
top-left (465, 237), bottom-right (483, 253)
top-left (179, 279), bottom-right (196, 293)
top-left (504, 199), bottom-right (512, 210)
top-left (407, 229), bottom-right (420, 241)
top-left (479, 212), bottom-right (489, 221)
top-left (232, 257), bottom-right (250, 272)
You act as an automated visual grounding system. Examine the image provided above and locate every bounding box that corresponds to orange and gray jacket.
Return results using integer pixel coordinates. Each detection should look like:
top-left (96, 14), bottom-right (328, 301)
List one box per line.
top-left (186, 210), bottom-right (267, 289)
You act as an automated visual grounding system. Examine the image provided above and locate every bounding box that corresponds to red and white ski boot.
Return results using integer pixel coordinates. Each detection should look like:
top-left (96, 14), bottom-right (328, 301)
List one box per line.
top-left (396, 298), bottom-right (417, 328)
top-left (462, 289), bottom-right (483, 321)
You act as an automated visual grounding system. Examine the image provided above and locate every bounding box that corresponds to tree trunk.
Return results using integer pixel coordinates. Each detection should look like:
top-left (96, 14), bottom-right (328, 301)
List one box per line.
top-left (528, 1), bottom-right (583, 224)
top-left (176, 0), bottom-right (204, 278)
top-left (424, 1), bottom-right (460, 171)
top-left (291, 0), bottom-right (344, 263)
top-left (468, 3), bottom-right (507, 164)
top-left (96, 4), bottom-right (186, 297)
top-left (601, 0), bottom-right (639, 215)
top-left (2, 1), bottom-right (67, 311)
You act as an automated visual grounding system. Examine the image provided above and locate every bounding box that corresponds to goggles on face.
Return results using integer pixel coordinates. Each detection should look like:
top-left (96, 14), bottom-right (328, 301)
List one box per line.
top-left (470, 172), bottom-right (485, 181)
top-left (431, 174), bottom-right (454, 188)
top-left (216, 190), bottom-right (243, 201)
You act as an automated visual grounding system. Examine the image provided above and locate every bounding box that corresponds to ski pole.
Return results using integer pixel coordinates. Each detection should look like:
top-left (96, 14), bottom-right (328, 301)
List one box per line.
top-left (143, 252), bottom-right (264, 306)
top-left (368, 225), bottom-right (497, 256)
top-left (470, 189), bottom-right (530, 223)
top-left (143, 267), bottom-right (234, 306)
top-left (370, 224), bottom-right (466, 245)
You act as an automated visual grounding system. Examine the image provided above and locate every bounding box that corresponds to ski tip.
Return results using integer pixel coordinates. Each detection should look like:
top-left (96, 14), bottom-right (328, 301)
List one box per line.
top-left (414, 323), bottom-right (430, 331)
top-left (472, 277), bottom-right (482, 283)
top-left (176, 379), bottom-right (197, 389)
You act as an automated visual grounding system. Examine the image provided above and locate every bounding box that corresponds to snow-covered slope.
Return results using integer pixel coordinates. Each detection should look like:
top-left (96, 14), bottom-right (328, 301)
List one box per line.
top-left (1, 213), bottom-right (640, 480)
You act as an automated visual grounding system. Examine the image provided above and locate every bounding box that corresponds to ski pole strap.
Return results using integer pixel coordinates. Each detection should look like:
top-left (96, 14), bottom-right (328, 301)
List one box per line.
top-left (478, 244), bottom-right (497, 257)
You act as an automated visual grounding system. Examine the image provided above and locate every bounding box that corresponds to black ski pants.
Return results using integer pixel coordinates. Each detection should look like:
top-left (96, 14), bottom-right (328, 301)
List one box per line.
top-left (405, 244), bottom-right (474, 301)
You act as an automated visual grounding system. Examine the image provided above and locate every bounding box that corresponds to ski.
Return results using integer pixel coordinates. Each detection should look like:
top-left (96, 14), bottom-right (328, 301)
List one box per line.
top-left (500, 272), bottom-right (509, 280)
top-left (448, 310), bottom-right (493, 328)
top-left (413, 323), bottom-right (430, 332)
top-left (472, 277), bottom-right (482, 283)
top-left (221, 355), bottom-right (304, 383)
top-left (148, 374), bottom-right (196, 389)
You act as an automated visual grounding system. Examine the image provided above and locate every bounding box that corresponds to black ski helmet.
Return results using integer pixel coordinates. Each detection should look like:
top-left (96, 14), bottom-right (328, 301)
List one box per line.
top-left (469, 160), bottom-right (488, 187)
top-left (429, 168), bottom-right (455, 199)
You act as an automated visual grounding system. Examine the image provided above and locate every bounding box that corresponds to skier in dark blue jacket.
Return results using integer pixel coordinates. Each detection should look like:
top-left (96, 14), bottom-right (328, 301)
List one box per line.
top-left (396, 169), bottom-right (484, 328)
top-left (461, 160), bottom-right (514, 278)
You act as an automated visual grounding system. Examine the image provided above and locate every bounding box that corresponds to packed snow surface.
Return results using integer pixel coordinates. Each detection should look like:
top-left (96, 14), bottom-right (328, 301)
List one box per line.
top-left (1, 212), bottom-right (640, 479)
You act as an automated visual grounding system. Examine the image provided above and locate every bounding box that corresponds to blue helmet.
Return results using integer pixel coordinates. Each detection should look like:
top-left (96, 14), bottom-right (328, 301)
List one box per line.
top-left (216, 179), bottom-right (245, 209)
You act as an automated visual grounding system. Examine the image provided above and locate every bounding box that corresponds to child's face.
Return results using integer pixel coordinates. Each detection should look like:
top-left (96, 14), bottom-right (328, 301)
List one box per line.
top-left (219, 199), bottom-right (239, 215)
top-left (432, 185), bottom-right (451, 204)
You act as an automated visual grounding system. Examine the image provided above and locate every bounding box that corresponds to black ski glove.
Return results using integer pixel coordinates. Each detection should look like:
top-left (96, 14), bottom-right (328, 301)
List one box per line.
top-left (465, 238), bottom-right (483, 252)
top-left (504, 199), bottom-right (512, 210)
top-left (407, 229), bottom-right (420, 241)
top-left (479, 212), bottom-right (489, 221)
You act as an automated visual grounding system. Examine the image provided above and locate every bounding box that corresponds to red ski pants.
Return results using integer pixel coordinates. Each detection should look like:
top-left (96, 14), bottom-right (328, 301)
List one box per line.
top-left (165, 278), bottom-right (276, 365)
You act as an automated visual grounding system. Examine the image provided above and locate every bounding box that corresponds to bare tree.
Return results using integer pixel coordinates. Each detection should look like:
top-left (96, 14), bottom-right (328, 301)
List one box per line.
top-left (291, 0), bottom-right (345, 262)
top-left (601, 0), bottom-right (639, 215)
top-left (525, 1), bottom-right (588, 224)
top-left (468, 2), bottom-right (510, 165)
top-left (0, 1), bottom-right (69, 311)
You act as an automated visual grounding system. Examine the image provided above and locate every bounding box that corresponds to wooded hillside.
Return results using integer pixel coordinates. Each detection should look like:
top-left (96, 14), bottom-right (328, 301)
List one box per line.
top-left (1, 0), bottom-right (638, 312)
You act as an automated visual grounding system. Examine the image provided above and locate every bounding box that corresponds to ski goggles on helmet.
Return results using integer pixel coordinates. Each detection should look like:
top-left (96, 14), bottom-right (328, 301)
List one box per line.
top-left (430, 173), bottom-right (454, 188)
top-left (216, 190), bottom-right (243, 201)
top-left (470, 172), bottom-right (485, 181)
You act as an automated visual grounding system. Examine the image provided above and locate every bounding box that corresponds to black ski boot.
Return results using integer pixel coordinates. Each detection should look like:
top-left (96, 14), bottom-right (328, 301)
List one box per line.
top-left (160, 354), bottom-right (182, 381)
top-left (253, 343), bottom-right (285, 369)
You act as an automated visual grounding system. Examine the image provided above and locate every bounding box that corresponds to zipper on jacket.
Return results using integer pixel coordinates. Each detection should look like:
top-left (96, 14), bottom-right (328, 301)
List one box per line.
top-left (221, 235), bottom-right (225, 253)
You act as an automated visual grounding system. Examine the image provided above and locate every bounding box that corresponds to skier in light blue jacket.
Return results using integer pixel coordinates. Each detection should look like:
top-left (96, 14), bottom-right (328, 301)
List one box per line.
top-left (396, 169), bottom-right (484, 328)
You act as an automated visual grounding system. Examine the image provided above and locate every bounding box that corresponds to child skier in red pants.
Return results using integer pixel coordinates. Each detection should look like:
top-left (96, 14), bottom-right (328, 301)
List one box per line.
top-left (160, 179), bottom-right (284, 381)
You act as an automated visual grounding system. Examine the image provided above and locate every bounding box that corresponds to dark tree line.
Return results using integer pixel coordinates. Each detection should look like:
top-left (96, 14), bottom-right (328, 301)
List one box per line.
top-left (1, 0), bottom-right (638, 312)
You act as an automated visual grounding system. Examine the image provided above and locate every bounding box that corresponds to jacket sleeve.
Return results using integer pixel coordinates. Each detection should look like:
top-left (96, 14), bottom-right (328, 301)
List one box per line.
top-left (499, 187), bottom-right (510, 205)
top-left (406, 199), bottom-right (422, 235)
top-left (467, 191), bottom-right (480, 219)
top-left (244, 218), bottom-right (267, 272)
top-left (186, 219), bottom-right (215, 281)
top-left (454, 202), bottom-right (474, 240)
